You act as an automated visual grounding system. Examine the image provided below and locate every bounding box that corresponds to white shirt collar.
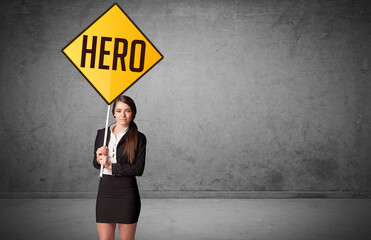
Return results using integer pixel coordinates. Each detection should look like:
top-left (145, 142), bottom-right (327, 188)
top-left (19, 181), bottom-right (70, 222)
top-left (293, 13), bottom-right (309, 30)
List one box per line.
top-left (109, 123), bottom-right (129, 135)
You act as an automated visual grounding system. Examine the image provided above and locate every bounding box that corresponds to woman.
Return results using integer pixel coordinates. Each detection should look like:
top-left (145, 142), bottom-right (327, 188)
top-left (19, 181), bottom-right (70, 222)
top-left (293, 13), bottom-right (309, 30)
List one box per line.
top-left (93, 95), bottom-right (146, 240)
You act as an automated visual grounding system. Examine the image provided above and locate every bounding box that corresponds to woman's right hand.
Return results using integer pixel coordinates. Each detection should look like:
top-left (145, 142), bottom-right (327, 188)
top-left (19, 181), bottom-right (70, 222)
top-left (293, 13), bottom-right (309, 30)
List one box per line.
top-left (96, 146), bottom-right (108, 165)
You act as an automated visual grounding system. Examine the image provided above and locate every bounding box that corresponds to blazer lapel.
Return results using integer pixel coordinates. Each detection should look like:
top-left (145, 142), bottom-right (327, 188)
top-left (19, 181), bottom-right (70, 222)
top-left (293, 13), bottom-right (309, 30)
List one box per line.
top-left (118, 133), bottom-right (127, 146)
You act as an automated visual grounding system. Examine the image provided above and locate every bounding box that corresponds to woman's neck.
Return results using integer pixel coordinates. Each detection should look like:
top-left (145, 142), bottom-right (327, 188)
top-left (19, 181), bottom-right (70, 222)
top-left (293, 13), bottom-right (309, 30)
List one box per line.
top-left (113, 122), bottom-right (129, 136)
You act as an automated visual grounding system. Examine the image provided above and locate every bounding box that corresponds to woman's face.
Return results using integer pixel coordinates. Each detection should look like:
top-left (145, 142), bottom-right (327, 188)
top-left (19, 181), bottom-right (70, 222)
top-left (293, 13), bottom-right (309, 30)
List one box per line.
top-left (114, 101), bottom-right (133, 127)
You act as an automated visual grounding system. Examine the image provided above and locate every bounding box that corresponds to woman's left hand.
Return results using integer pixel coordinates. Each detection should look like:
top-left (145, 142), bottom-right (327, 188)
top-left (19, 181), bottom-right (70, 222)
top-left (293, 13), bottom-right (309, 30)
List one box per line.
top-left (104, 161), bottom-right (112, 170)
top-left (98, 155), bottom-right (112, 170)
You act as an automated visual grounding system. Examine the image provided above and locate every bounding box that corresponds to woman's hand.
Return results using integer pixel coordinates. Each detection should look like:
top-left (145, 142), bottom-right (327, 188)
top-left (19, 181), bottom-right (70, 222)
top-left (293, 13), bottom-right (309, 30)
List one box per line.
top-left (96, 146), bottom-right (112, 169)
top-left (96, 146), bottom-right (108, 158)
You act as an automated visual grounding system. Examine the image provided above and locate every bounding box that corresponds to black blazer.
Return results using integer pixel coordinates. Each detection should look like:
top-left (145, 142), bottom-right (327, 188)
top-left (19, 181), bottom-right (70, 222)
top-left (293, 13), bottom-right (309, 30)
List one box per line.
top-left (93, 127), bottom-right (147, 177)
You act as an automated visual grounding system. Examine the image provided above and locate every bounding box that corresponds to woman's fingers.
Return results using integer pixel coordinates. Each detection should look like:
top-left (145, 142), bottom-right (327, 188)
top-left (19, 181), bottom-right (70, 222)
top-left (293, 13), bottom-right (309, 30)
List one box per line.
top-left (96, 146), bottom-right (108, 156)
top-left (102, 146), bottom-right (108, 155)
top-left (98, 155), bottom-right (108, 165)
top-left (96, 146), bottom-right (109, 165)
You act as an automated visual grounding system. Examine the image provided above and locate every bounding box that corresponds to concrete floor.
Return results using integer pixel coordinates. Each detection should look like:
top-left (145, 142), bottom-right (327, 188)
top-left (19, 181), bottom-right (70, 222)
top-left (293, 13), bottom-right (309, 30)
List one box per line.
top-left (0, 198), bottom-right (370, 240)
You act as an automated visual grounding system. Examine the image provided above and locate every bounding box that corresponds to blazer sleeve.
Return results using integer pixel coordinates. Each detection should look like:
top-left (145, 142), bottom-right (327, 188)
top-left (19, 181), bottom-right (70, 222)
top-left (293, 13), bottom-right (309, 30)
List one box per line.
top-left (112, 133), bottom-right (146, 177)
top-left (93, 130), bottom-right (102, 169)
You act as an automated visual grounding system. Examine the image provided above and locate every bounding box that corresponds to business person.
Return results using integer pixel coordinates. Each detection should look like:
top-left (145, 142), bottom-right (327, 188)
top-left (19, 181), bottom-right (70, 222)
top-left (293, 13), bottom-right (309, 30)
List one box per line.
top-left (93, 95), bottom-right (146, 240)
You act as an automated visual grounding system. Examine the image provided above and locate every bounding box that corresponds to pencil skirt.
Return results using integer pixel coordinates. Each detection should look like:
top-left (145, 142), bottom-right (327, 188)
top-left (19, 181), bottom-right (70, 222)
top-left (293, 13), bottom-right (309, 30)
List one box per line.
top-left (96, 174), bottom-right (141, 224)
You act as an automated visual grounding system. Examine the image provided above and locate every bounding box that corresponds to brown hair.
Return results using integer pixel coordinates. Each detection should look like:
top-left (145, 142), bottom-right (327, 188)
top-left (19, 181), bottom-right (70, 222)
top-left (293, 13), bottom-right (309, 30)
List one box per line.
top-left (112, 95), bottom-right (138, 164)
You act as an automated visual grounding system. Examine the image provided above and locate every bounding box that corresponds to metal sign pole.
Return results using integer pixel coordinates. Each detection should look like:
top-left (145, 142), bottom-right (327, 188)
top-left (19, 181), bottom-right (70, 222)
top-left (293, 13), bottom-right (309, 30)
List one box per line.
top-left (100, 104), bottom-right (111, 178)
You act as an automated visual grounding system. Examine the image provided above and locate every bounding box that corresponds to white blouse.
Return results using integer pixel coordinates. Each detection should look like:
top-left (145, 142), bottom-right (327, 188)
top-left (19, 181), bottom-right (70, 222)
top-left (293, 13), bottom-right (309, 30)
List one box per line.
top-left (103, 123), bottom-right (129, 175)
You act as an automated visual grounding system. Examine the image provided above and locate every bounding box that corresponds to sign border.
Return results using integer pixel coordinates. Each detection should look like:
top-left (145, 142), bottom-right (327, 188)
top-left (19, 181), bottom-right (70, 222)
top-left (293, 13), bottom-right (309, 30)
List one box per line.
top-left (61, 2), bottom-right (164, 105)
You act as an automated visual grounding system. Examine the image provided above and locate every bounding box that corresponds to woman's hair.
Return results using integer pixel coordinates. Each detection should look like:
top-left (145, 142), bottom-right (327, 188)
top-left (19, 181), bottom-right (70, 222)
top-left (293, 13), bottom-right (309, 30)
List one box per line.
top-left (112, 95), bottom-right (138, 164)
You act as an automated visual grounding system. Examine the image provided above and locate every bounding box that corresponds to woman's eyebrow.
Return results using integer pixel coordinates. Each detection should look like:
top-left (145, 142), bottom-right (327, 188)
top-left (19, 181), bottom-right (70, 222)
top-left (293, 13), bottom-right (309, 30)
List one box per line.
top-left (116, 107), bottom-right (131, 111)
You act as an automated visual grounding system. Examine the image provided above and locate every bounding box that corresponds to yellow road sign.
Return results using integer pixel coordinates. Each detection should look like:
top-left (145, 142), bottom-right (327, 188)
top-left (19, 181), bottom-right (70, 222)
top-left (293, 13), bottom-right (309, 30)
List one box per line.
top-left (62, 3), bottom-right (163, 104)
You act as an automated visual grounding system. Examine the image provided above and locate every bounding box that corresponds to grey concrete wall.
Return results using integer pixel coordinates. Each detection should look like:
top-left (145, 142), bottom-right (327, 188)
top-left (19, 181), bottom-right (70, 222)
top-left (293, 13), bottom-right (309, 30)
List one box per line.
top-left (0, 0), bottom-right (370, 194)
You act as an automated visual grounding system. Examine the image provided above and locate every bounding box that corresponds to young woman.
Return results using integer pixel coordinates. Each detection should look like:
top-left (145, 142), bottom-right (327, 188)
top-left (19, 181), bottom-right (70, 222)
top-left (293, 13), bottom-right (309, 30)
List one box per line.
top-left (93, 95), bottom-right (146, 240)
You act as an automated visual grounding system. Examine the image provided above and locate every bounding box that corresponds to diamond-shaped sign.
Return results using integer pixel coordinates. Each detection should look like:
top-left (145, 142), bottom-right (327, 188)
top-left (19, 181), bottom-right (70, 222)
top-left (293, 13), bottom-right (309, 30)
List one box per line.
top-left (62, 3), bottom-right (163, 104)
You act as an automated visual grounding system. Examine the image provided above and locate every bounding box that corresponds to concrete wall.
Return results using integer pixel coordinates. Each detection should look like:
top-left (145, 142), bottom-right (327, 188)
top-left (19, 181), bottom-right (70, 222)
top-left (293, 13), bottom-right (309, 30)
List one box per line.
top-left (0, 0), bottom-right (370, 195)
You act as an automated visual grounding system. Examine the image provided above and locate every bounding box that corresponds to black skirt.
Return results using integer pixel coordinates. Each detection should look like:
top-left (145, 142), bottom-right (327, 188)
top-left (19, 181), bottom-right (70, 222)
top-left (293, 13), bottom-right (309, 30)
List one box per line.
top-left (96, 175), bottom-right (141, 224)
